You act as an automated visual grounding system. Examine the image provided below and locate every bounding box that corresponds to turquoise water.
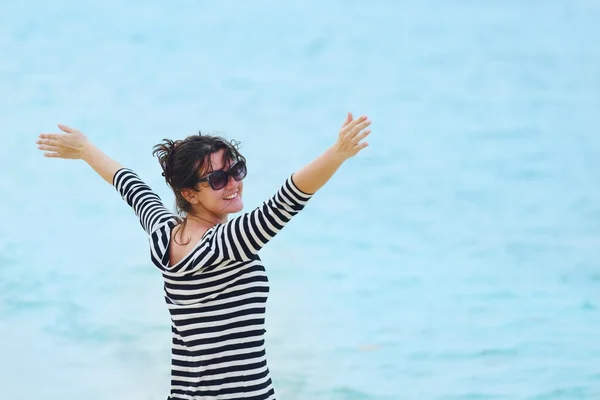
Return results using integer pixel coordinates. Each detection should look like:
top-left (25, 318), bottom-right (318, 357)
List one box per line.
top-left (2, 0), bottom-right (600, 398)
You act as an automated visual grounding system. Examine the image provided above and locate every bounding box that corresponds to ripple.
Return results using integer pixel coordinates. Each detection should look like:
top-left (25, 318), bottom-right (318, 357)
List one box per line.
top-left (327, 387), bottom-right (374, 400)
top-left (406, 347), bottom-right (520, 362)
top-left (531, 386), bottom-right (596, 399)
top-left (580, 300), bottom-right (596, 311)
top-left (440, 394), bottom-right (507, 400)
top-left (305, 38), bottom-right (327, 56)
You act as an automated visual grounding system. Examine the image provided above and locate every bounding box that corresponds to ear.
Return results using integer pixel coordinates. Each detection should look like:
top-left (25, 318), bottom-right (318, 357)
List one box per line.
top-left (181, 188), bottom-right (199, 204)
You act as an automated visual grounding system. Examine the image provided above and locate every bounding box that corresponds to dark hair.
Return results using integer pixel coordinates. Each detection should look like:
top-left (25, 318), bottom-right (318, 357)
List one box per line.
top-left (152, 132), bottom-right (245, 245)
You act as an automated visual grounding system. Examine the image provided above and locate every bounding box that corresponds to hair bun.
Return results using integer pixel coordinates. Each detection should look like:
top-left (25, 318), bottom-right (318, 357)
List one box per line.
top-left (152, 139), bottom-right (180, 183)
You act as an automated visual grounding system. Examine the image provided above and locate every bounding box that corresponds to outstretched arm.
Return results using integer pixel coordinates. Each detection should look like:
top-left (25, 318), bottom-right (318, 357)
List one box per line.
top-left (37, 125), bottom-right (174, 234)
top-left (37, 124), bottom-right (123, 184)
top-left (204, 113), bottom-right (372, 262)
top-left (292, 112), bottom-right (371, 194)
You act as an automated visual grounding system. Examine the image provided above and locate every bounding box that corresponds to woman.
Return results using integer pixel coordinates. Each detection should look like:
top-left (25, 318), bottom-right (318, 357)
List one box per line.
top-left (36, 113), bottom-right (372, 399)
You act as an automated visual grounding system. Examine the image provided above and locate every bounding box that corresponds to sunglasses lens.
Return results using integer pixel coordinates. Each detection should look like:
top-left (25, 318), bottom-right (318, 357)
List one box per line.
top-left (231, 162), bottom-right (247, 181)
top-left (208, 171), bottom-right (229, 190)
top-left (206, 162), bottom-right (246, 190)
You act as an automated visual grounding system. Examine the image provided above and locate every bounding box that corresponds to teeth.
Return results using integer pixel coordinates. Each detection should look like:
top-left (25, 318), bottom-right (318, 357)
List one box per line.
top-left (224, 193), bottom-right (238, 200)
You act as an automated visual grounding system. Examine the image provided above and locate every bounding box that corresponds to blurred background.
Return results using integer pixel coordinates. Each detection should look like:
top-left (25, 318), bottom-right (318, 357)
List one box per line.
top-left (1, 0), bottom-right (599, 399)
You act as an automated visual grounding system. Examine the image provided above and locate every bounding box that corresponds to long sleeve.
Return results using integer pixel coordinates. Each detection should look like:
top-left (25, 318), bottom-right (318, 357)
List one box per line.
top-left (113, 168), bottom-right (175, 235)
top-left (205, 174), bottom-right (313, 262)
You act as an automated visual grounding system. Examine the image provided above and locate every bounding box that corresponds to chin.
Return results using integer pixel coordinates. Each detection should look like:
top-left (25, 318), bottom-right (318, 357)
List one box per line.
top-left (226, 199), bottom-right (244, 213)
top-left (231, 202), bottom-right (244, 213)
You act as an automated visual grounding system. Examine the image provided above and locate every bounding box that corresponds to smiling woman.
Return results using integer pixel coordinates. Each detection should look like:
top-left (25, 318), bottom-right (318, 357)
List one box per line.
top-left (35, 112), bottom-right (372, 400)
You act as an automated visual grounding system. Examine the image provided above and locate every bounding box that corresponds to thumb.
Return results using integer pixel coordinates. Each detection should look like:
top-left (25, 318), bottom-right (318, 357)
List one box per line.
top-left (58, 124), bottom-right (78, 134)
top-left (342, 112), bottom-right (353, 128)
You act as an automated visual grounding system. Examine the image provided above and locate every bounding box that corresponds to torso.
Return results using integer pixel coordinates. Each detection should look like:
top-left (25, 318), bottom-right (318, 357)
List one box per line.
top-left (113, 168), bottom-right (311, 400)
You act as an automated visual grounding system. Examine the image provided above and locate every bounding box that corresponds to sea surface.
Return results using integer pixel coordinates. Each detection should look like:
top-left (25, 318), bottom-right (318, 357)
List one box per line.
top-left (1, 1), bottom-right (600, 399)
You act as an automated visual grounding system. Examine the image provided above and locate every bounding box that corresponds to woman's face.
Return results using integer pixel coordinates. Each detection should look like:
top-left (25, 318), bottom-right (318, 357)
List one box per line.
top-left (194, 149), bottom-right (245, 216)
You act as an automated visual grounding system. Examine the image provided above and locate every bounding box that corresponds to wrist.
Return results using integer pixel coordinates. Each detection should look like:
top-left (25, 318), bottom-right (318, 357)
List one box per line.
top-left (326, 145), bottom-right (347, 165)
top-left (80, 141), bottom-right (95, 162)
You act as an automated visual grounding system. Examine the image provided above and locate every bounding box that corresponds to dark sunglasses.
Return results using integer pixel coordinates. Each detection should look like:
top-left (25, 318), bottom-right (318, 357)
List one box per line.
top-left (196, 161), bottom-right (247, 190)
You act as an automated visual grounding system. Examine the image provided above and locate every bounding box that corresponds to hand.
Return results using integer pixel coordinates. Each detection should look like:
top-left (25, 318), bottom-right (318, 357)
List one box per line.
top-left (332, 112), bottom-right (372, 161)
top-left (36, 124), bottom-right (90, 160)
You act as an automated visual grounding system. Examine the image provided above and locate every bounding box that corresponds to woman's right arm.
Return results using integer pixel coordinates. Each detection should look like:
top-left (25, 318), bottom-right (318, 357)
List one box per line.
top-left (37, 124), bottom-right (174, 234)
top-left (81, 138), bottom-right (124, 185)
top-left (37, 124), bottom-right (123, 184)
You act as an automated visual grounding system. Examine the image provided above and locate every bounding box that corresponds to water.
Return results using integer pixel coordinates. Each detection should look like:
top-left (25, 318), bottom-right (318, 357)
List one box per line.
top-left (1, 0), bottom-right (600, 399)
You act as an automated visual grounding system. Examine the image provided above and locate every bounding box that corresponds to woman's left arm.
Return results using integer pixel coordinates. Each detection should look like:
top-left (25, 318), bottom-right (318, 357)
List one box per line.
top-left (205, 112), bottom-right (372, 261)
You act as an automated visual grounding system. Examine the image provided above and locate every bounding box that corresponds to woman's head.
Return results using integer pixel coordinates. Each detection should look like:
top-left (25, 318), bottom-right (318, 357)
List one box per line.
top-left (153, 133), bottom-right (247, 222)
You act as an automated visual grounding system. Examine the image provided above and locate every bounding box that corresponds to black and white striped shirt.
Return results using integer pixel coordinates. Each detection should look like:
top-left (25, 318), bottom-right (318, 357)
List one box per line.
top-left (113, 168), bottom-right (313, 400)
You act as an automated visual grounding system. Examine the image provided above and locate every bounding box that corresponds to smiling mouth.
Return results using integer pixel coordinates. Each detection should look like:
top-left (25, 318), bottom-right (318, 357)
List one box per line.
top-left (224, 192), bottom-right (239, 200)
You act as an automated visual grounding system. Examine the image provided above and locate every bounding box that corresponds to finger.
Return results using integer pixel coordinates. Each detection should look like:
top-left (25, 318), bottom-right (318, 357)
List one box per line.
top-left (38, 133), bottom-right (62, 140)
top-left (58, 124), bottom-right (77, 134)
top-left (344, 119), bottom-right (371, 140)
top-left (36, 137), bottom-right (60, 146)
top-left (37, 144), bottom-right (60, 152)
top-left (341, 115), bottom-right (368, 135)
top-left (351, 128), bottom-right (371, 145)
top-left (341, 112), bottom-right (353, 128)
top-left (355, 141), bottom-right (369, 151)
top-left (43, 152), bottom-right (62, 158)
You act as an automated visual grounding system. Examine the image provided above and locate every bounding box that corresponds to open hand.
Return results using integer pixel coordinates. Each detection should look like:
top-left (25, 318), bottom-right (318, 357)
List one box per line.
top-left (36, 124), bottom-right (89, 159)
top-left (333, 112), bottom-right (371, 160)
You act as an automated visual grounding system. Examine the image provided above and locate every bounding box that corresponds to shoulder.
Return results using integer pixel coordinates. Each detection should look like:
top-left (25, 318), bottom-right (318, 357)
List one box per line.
top-left (150, 216), bottom-right (180, 237)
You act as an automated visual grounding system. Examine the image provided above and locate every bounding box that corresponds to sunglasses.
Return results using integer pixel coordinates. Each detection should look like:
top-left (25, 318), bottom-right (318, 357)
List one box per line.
top-left (196, 161), bottom-right (247, 190)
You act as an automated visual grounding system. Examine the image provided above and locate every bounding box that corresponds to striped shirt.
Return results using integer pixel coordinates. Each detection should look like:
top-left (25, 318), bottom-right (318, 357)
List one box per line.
top-left (113, 168), bottom-right (313, 400)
